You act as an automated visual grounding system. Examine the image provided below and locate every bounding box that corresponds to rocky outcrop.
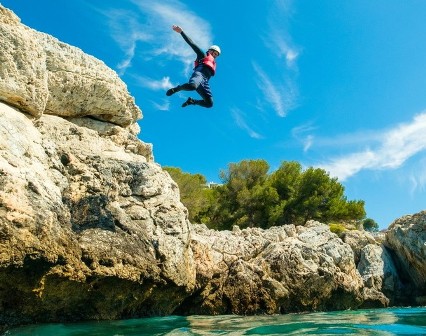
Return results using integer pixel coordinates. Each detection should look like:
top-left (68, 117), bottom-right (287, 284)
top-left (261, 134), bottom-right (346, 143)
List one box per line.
top-left (386, 211), bottom-right (426, 305)
top-left (0, 3), bottom-right (425, 332)
top-left (0, 101), bottom-right (195, 328)
top-left (179, 222), bottom-right (364, 315)
top-left (0, 4), bottom-right (192, 330)
top-left (343, 230), bottom-right (403, 307)
top-left (0, 5), bottom-right (140, 126)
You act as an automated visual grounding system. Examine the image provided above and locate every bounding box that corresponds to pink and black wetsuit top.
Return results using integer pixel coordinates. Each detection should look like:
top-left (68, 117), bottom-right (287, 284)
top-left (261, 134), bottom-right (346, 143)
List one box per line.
top-left (180, 31), bottom-right (216, 79)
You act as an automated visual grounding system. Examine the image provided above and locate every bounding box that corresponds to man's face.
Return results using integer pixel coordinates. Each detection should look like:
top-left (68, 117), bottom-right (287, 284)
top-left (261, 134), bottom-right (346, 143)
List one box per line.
top-left (209, 49), bottom-right (219, 58)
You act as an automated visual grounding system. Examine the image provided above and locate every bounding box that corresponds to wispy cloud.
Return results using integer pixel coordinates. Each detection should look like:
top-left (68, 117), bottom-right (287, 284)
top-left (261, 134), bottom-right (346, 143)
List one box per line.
top-left (254, 0), bottom-right (299, 116)
top-left (231, 108), bottom-right (263, 139)
top-left (99, 8), bottom-right (153, 74)
top-left (133, 75), bottom-right (173, 91)
top-left (291, 123), bottom-right (386, 153)
top-left (302, 135), bottom-right (314, 152)
top-left (101, 0), bottom-right (212, 75)
top-left (319, 112), bottom-right (426, 181)
top-left (312, 130), bottom-right (383, 149)
top-left (151, 100), bottom-right (170, 111)
top-left (408, 156), bottom-right (426, 194)
top-left (253, 63), bottom-right (296, 117)
top-left (267, 31), bottom-right (300, 70)
top-left (265, 0), bottom-right (300, 69)
top-left (292, 122), bottom-right (318, 152)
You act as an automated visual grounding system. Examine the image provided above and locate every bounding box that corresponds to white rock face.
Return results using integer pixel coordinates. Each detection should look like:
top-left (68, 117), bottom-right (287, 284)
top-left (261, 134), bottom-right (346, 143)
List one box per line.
top-left (343, 230), bottom-right (403, 306)
top-left (357, 244), bottom-right (400, 306)
top-left (0, 5), bottom-right (141, 126)
top-left (0, 100), bottom-right (195, 322)
top-left (0, 6), bottom-right (48, 116)
top-left (184, 221), bottom-right (365, 315)
top-left (386, 211), bottom-right (426, 303)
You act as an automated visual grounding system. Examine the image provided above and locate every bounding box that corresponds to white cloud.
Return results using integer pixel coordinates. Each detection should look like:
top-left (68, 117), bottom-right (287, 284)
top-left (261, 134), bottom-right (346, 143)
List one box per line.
top-left (253, 63), bottom-right (285, 117)
top-left (409, 163), bottom-right (426, 194)
top-left (132, 76), bottom-right (173, 110)
top-left (134, 75), bottom-right (173, 90)
top-left (253, 63), bottom-right (297, 118)
top-left (285, 48), bottom-right (299, 68)
top-left (271, 33), bottom-right (300, 69)
top-left (319, 112), bottom-right (426, 181)
top-left (313, 130), bottom-right (382, 149)
top-left (100, 9), bottom-right (153, 74)
top-left (291, 122), bottom-right (318, 152)
top-left (263, 0), bottom-right (300, 70)
top-left (97, 0), bottom-right (213, 77)
top-left (303, 135), bottom-right (314, 152)
top-left (254, 1), bottom-right (299, 117)
top-left (231, 108), bottom-right (263, 139)
top-left (151, 100), bottom-right (170, 111)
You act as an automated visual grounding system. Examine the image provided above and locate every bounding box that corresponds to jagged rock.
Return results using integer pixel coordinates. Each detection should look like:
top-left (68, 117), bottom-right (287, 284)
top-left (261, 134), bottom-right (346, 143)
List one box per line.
top-left (357, 244), bottom-right (401, 307)
top-left (386, 211), bottom-right (426, 304)
top-left (343, 230), bottom-right (379, 264)
top-left (0, 4), bottom-right (141, 126)
top-left (343, 230), bottom-right (409, 307)
top-left (0, 101), bottom-right (195, 328)
top-left (178, 222), bottom-right (364, 315)
top-left (0, 6), bottom-right (48, 117)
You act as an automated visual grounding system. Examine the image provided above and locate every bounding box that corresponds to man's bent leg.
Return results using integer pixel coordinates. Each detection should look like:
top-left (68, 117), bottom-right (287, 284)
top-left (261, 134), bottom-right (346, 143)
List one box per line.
top-left (166, 71), bottom-right (202, 96)
top-left (196, 82), bottom-right (213, 108)
top-left (178, 83), bottom-right (197, 91)
top-left (193, 97), bottom-right (213, 108)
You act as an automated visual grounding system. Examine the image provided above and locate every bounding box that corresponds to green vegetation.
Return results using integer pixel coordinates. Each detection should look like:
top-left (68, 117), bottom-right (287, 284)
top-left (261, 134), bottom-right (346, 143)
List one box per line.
top-left (163, 167), bottom-right (214, 223)
top-left (329, 223), bottom-right (347, 236)
top-left (165, 160), bottom-right (367, 231)
top-left (362, 218), bottom-right (379, 232)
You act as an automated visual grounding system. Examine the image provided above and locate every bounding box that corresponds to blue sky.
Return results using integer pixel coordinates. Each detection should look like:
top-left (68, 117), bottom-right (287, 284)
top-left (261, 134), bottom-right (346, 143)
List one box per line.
top-left (3, 0), bottom-right (426, 229)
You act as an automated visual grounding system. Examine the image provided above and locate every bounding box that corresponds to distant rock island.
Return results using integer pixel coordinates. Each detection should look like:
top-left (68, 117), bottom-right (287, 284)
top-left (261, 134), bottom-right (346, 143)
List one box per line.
top-left (0, 4), bottom-right (425, 332)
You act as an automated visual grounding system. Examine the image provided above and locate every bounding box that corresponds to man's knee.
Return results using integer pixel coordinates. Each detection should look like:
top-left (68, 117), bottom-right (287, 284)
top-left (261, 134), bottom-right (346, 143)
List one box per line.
top-left (205, 98), bottom-right (213, 108)
top-left (187, 82), bottom-right (198, 90)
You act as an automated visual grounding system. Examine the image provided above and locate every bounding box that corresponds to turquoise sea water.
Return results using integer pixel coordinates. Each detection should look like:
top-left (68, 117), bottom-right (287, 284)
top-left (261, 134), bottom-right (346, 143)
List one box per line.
top-left (3, 307), bottom-right (426, 335)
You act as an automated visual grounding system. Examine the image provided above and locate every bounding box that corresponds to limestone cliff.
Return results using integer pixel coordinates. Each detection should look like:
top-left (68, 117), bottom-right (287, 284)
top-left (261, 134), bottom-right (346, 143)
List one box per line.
top-left (385, 211), bottom-right (426, 304)
top-left (0, 4), bottom-right (194, 330)
top-left (0, 5), bottom-right (140, 127)
top-left (0, 4), bottom-right (425, 332)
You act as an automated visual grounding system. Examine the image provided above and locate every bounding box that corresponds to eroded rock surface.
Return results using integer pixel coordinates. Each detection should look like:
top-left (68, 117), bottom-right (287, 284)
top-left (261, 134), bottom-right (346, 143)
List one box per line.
top-left (181, 222), bottom-right (364, 315)
top-left (0, 5), bottom-right (140, 126)
top-left (0, 102), bottom-right (195, 329)
top-left (386, 211), bottom-right (426, 305)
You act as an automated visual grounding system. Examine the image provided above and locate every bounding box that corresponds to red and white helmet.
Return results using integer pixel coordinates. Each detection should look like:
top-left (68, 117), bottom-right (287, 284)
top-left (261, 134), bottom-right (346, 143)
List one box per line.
top-left (208, 45), bottom-right (221, 55)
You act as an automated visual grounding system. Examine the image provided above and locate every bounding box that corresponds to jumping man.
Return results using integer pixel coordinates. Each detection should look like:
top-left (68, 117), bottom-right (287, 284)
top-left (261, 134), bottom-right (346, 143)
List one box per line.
top-left (166, 25), bottom-right (221, 108)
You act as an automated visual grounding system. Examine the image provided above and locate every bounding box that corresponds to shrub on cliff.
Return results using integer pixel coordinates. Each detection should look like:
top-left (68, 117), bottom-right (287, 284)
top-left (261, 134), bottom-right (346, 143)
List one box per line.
top-left (163, 167), bottom-right (214, 223)
top-left (363, 218), bottom-right (379, 232)
top-left (329, 223), bottom-right (347, 236)
top-left (166, 160), bottom-right (366, 230)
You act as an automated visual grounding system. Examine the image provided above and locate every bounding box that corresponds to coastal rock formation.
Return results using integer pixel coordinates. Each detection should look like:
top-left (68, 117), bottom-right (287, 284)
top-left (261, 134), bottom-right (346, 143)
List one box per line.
top-left (386, 211), bottom-right (426, 304)
top-left (0, 4), bottom-right (193, 330)
top-left (0, 5), bottom-right (140, 126)
top-left (343, 230), bottom-right (403, 307)
top-left (179, 222), bottom-right (364, 315)
top-left (0, 3), bottom-right (425, 332)
top-left (0, 99), bottom-right (196, 327)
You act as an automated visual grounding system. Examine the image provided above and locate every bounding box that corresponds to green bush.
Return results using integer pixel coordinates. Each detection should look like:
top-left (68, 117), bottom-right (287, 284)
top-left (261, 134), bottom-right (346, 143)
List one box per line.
top-left (329, 223), bottom-right (347, 236)
top-left (363, 218), bottom-right (379, 232)
top-left (165, 160), bottom-right (366, 231)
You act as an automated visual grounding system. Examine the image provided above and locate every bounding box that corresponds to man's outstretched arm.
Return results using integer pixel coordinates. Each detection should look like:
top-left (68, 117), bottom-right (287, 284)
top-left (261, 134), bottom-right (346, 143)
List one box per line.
top-left (171, 25), bottom-right (205, 59)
